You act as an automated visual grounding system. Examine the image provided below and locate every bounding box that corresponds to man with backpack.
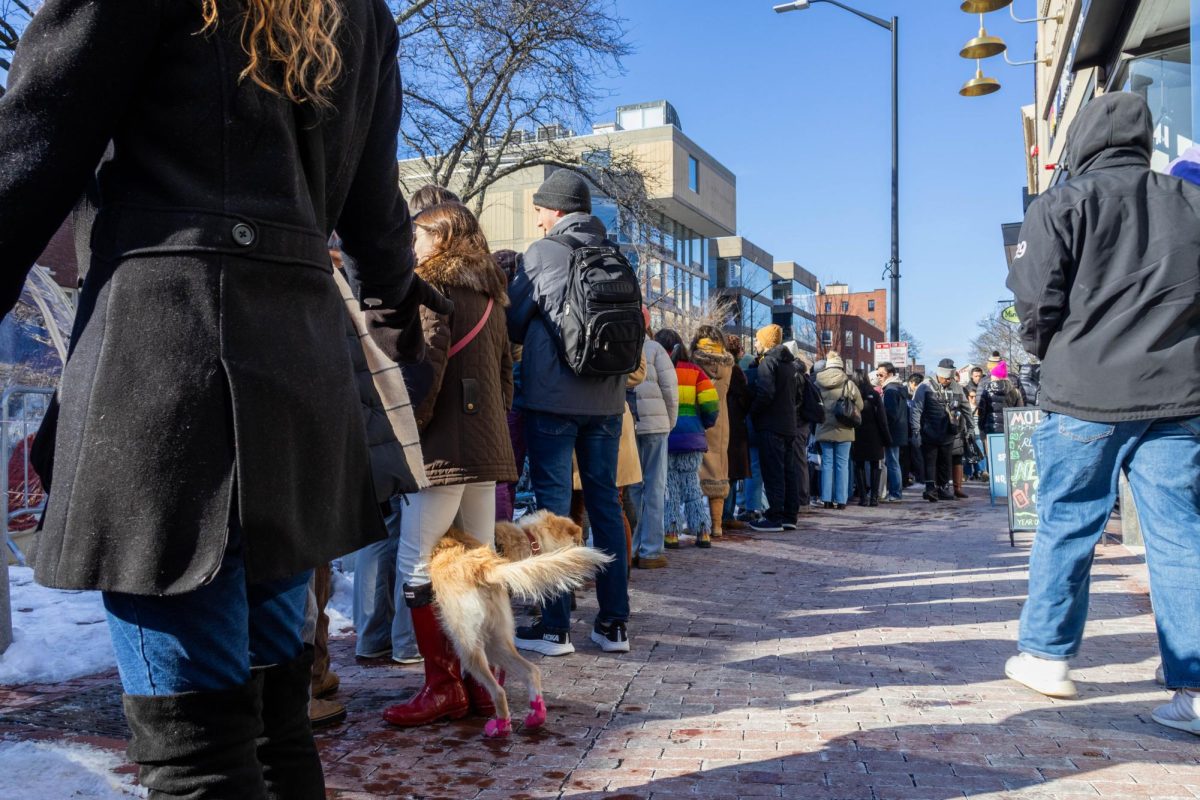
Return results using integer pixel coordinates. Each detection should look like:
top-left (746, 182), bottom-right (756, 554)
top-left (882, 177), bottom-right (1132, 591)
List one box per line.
top-left (910, 359), bottom-right (962, 503)
top-left (508, 170), bottom-right (642, 656)
top-left (747, 325), bottom-right (799, 532)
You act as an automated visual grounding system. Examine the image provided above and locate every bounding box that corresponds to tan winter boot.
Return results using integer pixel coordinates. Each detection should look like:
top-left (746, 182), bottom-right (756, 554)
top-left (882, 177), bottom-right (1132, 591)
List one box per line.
top-left (709, 497), bottom-right (725, 538)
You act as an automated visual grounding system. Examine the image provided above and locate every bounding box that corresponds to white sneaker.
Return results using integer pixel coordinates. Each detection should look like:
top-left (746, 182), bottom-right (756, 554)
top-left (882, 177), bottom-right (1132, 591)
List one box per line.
top-left (1153, 690), bottom-right (1200, 734)
top-left (1004, 652), bottom-right (1077, 698)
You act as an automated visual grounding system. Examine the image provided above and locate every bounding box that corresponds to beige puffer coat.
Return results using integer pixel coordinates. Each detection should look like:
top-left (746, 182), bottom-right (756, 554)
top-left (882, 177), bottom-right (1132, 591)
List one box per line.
top-left (693, 341), bottom-right (735, 499)
top-left (815, 366), bottom-right (864, 444)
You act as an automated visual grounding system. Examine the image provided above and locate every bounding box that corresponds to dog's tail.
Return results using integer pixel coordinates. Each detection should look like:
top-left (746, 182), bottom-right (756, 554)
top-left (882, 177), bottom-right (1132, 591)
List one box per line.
top-left (494, 546), bottom-right (614, 605)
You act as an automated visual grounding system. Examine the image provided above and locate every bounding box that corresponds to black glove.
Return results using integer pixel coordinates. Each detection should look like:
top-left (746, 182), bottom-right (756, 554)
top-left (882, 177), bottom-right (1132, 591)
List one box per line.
top-left (365, 275), bottom-right (453, 364)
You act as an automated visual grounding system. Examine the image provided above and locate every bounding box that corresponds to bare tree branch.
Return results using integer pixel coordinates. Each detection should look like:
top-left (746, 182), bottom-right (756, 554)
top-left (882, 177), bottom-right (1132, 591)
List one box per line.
top-left (968, 313), bottom-right (1036, 369)
top-left (393, 0), bottom-right (437, 28)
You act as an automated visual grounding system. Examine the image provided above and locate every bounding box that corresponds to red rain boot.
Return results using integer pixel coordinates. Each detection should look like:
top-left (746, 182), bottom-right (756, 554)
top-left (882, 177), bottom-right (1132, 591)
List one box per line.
top-left (463, 669), bottom-right (505, 718)
top-left (382, 585), bottom-right (469, 727)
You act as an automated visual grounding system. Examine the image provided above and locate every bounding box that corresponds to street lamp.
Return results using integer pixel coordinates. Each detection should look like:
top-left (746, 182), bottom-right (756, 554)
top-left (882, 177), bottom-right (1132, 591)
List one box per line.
top-left (773, 0), bottom-right (901, 346)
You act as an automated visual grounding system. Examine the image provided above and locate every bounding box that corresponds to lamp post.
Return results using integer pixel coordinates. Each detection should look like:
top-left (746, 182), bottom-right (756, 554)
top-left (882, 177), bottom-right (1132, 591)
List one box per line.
top-left (773, 0), bottom-right (900, 345)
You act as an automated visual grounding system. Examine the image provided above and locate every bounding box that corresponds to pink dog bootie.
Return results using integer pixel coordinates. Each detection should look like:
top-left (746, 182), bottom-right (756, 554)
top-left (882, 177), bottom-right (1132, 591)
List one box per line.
top-left (524, 696), bottom-right (547, 729)
top-left (484, 717), bottom-right (512, 738)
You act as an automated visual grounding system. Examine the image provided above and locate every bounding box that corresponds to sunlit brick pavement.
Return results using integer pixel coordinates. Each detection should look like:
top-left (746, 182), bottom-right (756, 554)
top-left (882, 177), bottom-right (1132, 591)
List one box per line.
top-left (4, 490), bottom-right (1198, 799)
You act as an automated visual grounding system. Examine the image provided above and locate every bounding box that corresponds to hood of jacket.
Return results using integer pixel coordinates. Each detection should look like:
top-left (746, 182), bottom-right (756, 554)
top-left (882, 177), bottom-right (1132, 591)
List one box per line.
top-left (549, 211), bottom-right (609, 242)
top-left (417, 250), bottom-right (510, 305)
top-left (760, 344), bottom-right (795, 366)
top-left (1064, 92), bottom-right (1152, 177)
top-left (816, 366), bottom-right (847, 390)
top-left (692, 343), bottom-right (734, 379)
top-left (882, 375), bottom-right (904, 390)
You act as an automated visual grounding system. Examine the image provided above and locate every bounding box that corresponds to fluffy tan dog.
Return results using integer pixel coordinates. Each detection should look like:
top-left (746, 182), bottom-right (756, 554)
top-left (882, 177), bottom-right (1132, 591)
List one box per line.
top-left (428, 510), bottom-right (611, 737)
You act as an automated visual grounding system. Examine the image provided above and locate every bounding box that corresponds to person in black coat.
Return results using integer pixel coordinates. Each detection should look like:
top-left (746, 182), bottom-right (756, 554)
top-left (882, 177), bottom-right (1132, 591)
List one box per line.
top-left (748, 324), bottom-right (798, 531)
top-left (0, 1), bottom-right (449, 797)
top-left (850, 374), bottom-right (892, 506)
top-left (878, 362), bottom-right (909, 501)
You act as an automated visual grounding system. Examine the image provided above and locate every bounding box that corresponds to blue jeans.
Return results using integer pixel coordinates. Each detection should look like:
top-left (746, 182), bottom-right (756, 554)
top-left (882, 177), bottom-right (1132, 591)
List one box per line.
top-left (885, 446), bottom-right (903, 499)
top-left (525, 411), bottom-right (628, 631)
top-left (1019, 413), bottom-right (1200, 688)
top-left (819, 441), bottom-right (852, 505)
top-left (104, 538), bottom-right (310, 695)
top-left (629, 432), bottom-right (668, 559)
top-left (744, 447), bottom-right (766, 513)
top-left (351, 498), bottom-right (417, 659)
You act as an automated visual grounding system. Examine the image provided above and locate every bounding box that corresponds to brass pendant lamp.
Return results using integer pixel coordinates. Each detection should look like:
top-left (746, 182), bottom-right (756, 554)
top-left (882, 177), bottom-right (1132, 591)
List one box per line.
top-left (960, 60), bottom-right (1001, 96)
top-left (960, 0), bottom-right (1013, 12)
top-left (960, 14), bottom-right (1007, 59)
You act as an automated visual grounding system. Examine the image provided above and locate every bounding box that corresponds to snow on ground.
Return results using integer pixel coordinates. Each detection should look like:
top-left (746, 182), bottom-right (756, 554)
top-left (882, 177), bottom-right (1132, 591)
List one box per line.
top-left (1, 565), bottom-right (361, 686)
top-left (1, 567), bottom-right (115, 686)
top-left (0, 739), bottom-right (145, 798)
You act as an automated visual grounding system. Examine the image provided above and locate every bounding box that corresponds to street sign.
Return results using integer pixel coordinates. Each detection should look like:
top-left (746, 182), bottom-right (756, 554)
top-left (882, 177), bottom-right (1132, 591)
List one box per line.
top-left (874, 341), bottom-right (909, 367)
top-left (1001, 305), bottom-right (1020, 324)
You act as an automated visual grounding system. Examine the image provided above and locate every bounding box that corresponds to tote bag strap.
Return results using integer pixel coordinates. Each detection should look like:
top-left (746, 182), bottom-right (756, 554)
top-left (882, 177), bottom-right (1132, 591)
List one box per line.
top-left (447, 298), bottom-right (495, 359)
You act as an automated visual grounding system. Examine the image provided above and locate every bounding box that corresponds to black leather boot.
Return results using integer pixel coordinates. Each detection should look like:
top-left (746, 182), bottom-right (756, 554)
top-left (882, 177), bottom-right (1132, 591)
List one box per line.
top-left (255, 648), bottom-right (326, 800)
top-left (123, 681), bottom-right (268, 800)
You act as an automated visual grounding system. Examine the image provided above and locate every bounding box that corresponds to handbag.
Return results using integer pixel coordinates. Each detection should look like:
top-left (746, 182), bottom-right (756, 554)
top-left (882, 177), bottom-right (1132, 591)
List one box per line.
top-left (832, 379), bottom-right (862, 429)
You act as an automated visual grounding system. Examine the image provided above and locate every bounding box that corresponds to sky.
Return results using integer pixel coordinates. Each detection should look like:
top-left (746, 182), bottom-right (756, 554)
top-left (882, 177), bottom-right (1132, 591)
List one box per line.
top-left (598, 0), bottom-right (1039, 367)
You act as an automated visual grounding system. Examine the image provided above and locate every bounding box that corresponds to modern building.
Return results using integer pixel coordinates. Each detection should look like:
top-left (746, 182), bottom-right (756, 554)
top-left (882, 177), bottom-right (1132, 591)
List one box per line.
top-left (1021, 0), bottom-right (1196, 195)
top-left (709, 236), bottom-right (780, 351)
top-left (397, 100), bottom-right (737, 322)
top-left (771, 261), bottom-right (819, 356)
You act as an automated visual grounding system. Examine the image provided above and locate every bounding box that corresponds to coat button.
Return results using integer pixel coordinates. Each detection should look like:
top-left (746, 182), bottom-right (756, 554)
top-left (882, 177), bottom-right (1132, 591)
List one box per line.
top-left (231, 223), bottom-right (256, 247)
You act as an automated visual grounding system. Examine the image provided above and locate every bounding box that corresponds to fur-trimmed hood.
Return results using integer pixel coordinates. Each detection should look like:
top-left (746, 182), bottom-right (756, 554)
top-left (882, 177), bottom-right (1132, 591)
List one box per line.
top-left (417, 250), bottom-right (510, 306)
top-left (692, 343), bottom-right (734, 383)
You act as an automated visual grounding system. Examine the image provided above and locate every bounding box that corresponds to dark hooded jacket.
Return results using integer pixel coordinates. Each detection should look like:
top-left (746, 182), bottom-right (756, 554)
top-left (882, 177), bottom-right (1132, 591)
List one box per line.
top-left (1007, 92), bottom-right (1200, 422)
top-left (749, 345), bottom-right (797, 437)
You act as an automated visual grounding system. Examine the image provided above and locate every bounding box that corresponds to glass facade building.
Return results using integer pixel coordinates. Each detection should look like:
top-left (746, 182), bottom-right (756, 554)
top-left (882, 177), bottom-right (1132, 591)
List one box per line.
top-left (772, 279), bottom-right (818, 354)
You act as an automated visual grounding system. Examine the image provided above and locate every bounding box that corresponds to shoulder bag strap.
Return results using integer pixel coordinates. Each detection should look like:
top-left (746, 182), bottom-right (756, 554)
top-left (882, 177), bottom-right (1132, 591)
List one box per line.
top-left (447, 297), bottom-right (495, 359)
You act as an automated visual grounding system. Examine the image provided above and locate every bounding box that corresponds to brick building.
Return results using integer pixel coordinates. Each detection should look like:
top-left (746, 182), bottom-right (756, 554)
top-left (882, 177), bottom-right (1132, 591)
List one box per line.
top-left (816, 312), bottom-right (884, 376)
top-left (817, 282), bottom-right (888, 334)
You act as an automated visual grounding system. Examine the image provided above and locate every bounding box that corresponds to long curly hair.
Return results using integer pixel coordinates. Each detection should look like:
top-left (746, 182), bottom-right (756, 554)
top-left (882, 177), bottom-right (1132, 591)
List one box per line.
top-left (201, 0), bottom-right (343, 107)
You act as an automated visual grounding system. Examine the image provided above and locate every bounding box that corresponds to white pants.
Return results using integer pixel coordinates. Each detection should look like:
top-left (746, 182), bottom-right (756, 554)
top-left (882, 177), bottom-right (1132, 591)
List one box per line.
top-left (396, 482), bottom-right (496, 587)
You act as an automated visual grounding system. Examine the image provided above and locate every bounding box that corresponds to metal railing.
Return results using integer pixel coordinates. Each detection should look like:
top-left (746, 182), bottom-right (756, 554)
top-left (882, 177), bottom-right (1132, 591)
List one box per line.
top-left (1, 386), bottom-right (54, 656)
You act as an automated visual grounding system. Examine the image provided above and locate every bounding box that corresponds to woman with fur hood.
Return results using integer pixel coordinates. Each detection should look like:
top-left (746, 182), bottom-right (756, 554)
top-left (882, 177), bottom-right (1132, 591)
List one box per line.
top-left (691, 327), bottom-right (736, 538)
top-left (384, 202), bottom-right (517, 730)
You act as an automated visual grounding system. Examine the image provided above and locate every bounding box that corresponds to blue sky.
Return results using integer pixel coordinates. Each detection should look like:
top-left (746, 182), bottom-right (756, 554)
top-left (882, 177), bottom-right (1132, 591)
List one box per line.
top-left (600, 0), bottom-right (1038, 367)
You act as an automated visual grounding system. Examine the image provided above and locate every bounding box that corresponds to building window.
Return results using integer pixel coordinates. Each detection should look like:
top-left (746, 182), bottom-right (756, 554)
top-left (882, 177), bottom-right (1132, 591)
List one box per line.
top-left (868, 299), bottom-right (876, 312)
top-left (824, 301), bottom-right (832, 313)
top-left (844, 330), bottom-right (853, 348)
top-left (821, 330), bottom-right (833, 347)
top-left (688, 156), bottom-right (700, 192)
top-left (868, 318), bottom-right (876, 328)
top-left (841, 301), bottom-right (849, 313)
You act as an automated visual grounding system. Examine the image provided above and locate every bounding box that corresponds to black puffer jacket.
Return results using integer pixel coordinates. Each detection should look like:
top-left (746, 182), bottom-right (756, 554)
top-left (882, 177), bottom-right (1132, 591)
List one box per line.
top-left (749, 345), bottom-right (797, 436)
top-left (978, 378), bottom-right (1022, 435)
top-left (1007, 92), bottom-right (1200, 422)
top-left (911, 379), bottom-right (960, 446)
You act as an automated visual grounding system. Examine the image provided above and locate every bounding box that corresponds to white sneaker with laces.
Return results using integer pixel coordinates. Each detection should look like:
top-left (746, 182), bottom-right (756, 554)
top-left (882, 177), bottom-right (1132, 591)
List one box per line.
top-left (1153, 689), bottom-right (1200, 734)
top-left (1004, 652), bottom-right (1077, 698)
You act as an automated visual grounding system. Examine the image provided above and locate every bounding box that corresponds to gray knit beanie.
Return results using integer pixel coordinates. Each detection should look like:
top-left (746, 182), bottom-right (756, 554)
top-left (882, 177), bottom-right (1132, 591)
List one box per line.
top-left (533, 169), bottom-right (592, 214)
top-left (936, 358), bottom-right (956, 380)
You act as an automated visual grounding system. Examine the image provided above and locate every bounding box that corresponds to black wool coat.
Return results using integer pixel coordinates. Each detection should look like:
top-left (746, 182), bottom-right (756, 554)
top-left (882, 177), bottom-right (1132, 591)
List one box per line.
top-left (1, 0), bottom-right (416, 594)
top-left (851, 388), bottom-right (892, 462)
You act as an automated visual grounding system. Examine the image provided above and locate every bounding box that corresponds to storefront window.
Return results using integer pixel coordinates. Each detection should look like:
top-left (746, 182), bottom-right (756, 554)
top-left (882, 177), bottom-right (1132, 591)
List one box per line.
top-left (1119, 44), bottom-right (1194, 171)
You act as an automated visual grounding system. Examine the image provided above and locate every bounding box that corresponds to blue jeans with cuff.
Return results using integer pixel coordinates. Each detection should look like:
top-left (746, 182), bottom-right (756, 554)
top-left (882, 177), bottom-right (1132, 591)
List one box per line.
top-left (1019, 412), bottom-right (1200, 689)
top-left (351, 497), bottom-right (417, 659)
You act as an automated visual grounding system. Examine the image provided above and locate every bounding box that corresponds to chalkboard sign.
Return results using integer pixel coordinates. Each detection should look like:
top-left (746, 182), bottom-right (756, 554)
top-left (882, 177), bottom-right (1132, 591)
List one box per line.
top-left (1004, 407), bottom-right (1043, 533)
top-left (987, 433), bottom-right (1007, 502)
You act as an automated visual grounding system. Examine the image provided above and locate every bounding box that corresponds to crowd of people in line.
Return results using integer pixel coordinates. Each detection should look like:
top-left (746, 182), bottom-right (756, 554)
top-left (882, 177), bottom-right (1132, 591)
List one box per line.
top-left (304, 169), bottom-right (1048, 740)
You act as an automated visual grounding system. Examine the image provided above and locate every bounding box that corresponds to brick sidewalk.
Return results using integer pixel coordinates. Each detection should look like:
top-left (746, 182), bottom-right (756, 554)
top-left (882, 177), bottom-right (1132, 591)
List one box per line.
top-left (4, 491), bottom-right (1197, 799)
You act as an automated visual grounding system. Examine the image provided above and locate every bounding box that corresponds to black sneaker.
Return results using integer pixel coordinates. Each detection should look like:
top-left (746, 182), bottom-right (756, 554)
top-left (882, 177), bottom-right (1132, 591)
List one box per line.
top-left (515, 624), bottom-right (574, 656)
top-left (749, 518), bottom-right (784, 532)
top-left (590, 620), bottom-right (630, 653)
top-left (782, 522), bottom-right (797, 531)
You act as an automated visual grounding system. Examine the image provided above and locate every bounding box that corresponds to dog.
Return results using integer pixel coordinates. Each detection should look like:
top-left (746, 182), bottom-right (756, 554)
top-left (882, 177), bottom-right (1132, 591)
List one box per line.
top-left (427, 510), bottom-right (612, 738)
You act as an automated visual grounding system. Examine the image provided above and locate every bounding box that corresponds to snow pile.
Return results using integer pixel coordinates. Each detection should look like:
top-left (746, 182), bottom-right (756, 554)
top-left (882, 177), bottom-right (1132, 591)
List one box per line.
top-left (326, 565), bottom-right (355, 636)
top-left (1, 567), bottom-right (115, 686)
top-left (0, 739), bottom-right (145, 798)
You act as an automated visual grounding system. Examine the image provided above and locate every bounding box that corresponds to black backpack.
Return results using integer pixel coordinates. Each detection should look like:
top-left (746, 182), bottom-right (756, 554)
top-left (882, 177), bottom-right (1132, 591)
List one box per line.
top-left (797, 373), bottom-right (825, 424)
top-left (546, 234), bottom-right (644, 377)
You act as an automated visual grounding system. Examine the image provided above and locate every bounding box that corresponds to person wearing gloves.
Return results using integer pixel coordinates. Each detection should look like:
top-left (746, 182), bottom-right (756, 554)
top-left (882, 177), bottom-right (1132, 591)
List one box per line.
top-left (814, 352), bottom-right (863, 509)
top-left (653, 329), bottom-right (720, 549)
top-left (0, 1), bottom-right (451, 796)
top-left (691, 327), bottom-right (736, 539)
